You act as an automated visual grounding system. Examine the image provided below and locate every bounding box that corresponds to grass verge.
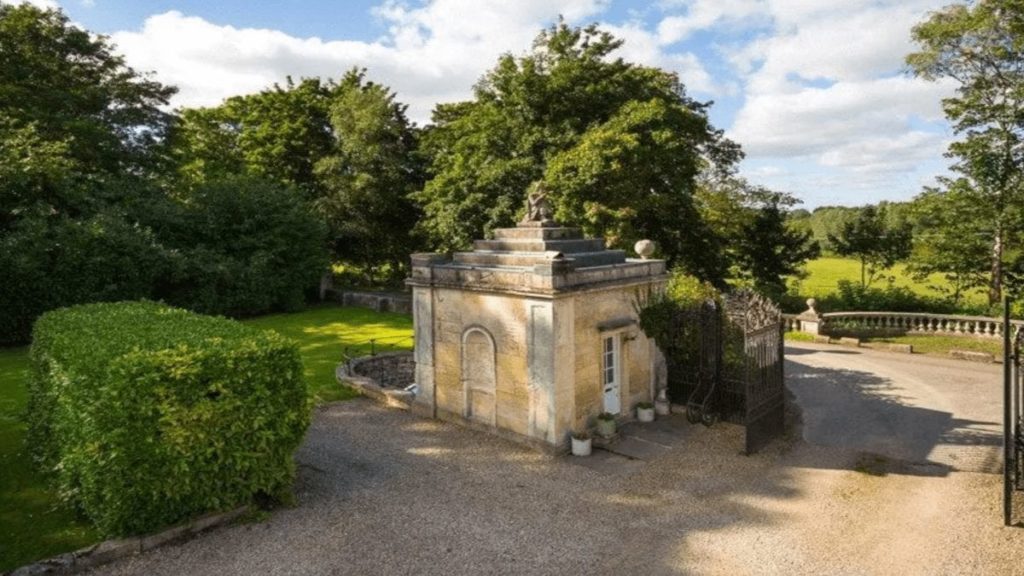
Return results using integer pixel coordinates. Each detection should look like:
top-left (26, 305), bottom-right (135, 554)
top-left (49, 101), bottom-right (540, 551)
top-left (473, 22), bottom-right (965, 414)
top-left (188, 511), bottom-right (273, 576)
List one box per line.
top-left (861, 334), bottom-right (1002, 358)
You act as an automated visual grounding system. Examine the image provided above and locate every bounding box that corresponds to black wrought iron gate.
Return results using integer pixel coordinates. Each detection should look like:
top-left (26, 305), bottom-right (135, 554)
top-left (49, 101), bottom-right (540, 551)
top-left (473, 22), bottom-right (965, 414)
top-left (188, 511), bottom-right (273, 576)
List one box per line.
top-left (727, 291), bottom-right (786, 455)
top-left (664, 290), bottom-right (785, 454)
top-left (1003, 298), bottom-right (1024, 526)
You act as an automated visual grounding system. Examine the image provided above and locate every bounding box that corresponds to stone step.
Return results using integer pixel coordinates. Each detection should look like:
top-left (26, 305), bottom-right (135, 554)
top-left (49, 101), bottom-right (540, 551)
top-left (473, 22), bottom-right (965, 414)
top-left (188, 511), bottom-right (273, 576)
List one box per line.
top-left (492, 226), bottom-right (584, 240)
top-left (472, 238), bottom-right (606, 254)
top-left (452, 250), bottom-right (627, 268)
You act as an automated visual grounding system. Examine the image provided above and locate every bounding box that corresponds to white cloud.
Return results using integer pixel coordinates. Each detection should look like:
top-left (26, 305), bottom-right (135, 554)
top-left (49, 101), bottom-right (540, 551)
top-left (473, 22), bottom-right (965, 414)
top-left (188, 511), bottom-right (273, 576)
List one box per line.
top-left (731, 76), bottom-right (953, 157)
top-left (110, 1), bottom-right (610, 123)
top-left (656, 0), bottom-right (767, 44)
top-left (601, 21), bottom-right (735, 97)
top-left (819, 131), bottom-right (948, 173)
top-left (721, 0), bottom-right (957, 201)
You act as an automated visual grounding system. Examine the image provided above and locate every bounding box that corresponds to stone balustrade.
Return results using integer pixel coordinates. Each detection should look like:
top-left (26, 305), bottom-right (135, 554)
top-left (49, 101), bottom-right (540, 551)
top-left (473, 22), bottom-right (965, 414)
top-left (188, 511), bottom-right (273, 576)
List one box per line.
top-left (814, 311), bottom-right (1022, 339)
top-left (782, 314), bottom-right (801, 333)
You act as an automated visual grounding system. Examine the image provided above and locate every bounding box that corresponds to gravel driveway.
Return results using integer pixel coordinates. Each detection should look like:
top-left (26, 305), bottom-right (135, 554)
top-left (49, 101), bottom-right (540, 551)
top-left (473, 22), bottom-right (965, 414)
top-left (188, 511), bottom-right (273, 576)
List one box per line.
top-left (86, 348), bottom-right (1024, 576)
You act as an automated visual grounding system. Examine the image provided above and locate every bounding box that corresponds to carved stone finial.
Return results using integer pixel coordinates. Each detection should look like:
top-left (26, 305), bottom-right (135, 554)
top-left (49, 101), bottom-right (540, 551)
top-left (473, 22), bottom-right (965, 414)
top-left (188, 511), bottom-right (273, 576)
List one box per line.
top-left (634, 239), bottom-right (655, 260)
top-left (805, 298), bottom-right (818, 315)
top-left (520, 181), bottom-right (556, 226)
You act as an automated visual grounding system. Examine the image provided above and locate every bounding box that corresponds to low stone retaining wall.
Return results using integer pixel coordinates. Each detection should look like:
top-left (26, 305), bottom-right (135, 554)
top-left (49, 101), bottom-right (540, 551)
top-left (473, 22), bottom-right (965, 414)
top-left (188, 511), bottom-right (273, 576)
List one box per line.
top-left (337, 352), bottom-right (415, 409)
top-left (325, 289), bottom-right (412, 314)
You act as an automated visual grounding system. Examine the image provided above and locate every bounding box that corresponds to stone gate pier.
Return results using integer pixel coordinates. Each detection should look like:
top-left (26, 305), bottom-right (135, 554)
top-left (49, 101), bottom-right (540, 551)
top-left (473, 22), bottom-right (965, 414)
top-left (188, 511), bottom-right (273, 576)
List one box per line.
top-left (406, 217), bottom-right (668, 451)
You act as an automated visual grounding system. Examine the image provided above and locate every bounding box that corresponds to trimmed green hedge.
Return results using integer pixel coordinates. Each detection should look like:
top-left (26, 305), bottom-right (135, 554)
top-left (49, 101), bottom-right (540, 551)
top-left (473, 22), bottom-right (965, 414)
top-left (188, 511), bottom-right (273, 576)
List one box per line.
top-left (27, 301), bottom-right (310, 537)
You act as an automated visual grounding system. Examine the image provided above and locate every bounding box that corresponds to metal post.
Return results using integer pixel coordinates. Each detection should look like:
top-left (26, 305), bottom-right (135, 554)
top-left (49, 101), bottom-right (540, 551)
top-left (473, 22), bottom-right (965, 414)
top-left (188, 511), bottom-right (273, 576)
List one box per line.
top-left (1004, 295), bottom-right (1013, 526)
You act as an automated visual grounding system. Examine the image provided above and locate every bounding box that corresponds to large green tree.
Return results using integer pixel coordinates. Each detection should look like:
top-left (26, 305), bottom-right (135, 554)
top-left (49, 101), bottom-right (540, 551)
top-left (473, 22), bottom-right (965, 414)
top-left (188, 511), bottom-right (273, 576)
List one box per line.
top-left (827, 206), bottom-right (913, 288)
top-left (314, 70), bottom-right (423, 281)
top-left (416, 21), bottom-right (740, 282)
top-left (170, 77), bottom-right (335, 197)
top-left (908, 0), bottom-right (1024, 304)
top-left (171, 71), bottom-right (422, 279)
top-left (0, 4), bottom-right (177, 342)
top-left (907, 183), bottom-right (993, 305)
top-left (0, 4), bottom-right (175, 190)
top-left (696, 178), bottom-right (819, 297)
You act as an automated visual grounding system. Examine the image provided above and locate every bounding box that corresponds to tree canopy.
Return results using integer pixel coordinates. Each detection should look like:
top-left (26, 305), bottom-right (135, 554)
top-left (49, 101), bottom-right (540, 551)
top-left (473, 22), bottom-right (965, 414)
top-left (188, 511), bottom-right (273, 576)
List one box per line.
top-left (416, 21), bottom-right (741, 281)
top-left (0, 4), bottom-right (175, 183)
top-left (827, 206), bottom-right (912, 288)
top-left (170, 77), bottom-right (335, 196)
top-left (171, 70), bottom-right (422, 280)
top-left (908, 0), bottom-right (1024, 304)
top-left (696, 178), bottom-right (819, 297)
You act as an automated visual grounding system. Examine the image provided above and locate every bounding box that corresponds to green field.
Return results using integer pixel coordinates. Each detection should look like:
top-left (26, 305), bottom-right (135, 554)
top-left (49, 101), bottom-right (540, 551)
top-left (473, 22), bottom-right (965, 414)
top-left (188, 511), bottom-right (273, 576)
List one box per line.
top-left (0, 305), bottom-right (413, 571)
top-left (790, 256), bottom-right (989, 309)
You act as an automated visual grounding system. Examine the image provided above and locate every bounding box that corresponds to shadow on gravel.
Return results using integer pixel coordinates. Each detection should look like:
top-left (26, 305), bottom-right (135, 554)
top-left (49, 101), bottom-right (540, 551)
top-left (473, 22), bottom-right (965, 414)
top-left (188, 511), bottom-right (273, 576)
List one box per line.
top-left (279, 401), bottom-right (805, 576)
top-left (784, 359), bottom-right (1001, 476)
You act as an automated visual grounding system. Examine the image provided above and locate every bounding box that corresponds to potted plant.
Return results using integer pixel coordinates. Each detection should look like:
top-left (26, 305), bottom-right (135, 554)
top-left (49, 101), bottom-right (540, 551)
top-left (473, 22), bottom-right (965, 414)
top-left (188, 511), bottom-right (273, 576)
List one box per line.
top-left (596, 412), bottom-right (617, 438)
top-left (654, 388), bottom-right (671, 416)
top-left (636, 402), bottom-right (655, 423)
top-left (571, 430), bottom-right (592, 456)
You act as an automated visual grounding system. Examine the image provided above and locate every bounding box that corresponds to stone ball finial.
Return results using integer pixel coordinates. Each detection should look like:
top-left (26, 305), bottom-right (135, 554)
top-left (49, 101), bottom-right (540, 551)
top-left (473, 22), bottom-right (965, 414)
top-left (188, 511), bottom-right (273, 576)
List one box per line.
top-left (805, 298), bottom-right (818, 314)
top-left (634, 239), bottom-right (655, 260)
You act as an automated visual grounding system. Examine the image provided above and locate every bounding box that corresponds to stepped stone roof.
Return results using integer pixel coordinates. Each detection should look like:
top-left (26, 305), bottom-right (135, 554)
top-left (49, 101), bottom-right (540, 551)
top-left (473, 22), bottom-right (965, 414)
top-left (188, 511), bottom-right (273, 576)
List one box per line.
top-left (407, 221), bottom-right (666, 297)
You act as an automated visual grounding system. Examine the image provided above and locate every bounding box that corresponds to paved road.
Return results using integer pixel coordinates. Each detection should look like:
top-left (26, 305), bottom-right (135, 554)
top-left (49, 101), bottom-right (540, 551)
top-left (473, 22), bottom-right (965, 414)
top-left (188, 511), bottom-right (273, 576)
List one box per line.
top-left (785, 342), bottom-right (1003, 473)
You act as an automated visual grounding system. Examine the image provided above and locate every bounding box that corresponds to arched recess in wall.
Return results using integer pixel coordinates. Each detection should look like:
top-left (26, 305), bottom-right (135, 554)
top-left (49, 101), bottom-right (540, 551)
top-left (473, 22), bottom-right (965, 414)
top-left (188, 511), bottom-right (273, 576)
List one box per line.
top-left (461, 326), bottom-right (497, 426)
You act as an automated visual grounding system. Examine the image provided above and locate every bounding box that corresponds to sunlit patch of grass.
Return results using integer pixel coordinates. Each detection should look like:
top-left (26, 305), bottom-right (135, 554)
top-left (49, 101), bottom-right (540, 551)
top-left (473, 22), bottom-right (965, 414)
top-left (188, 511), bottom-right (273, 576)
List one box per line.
top-left (792, 257), bottom-right (988, 309)
top-left (243, 305), bottom-right (413, 404)
top-left (864, 334), bottom-right (1002, 358)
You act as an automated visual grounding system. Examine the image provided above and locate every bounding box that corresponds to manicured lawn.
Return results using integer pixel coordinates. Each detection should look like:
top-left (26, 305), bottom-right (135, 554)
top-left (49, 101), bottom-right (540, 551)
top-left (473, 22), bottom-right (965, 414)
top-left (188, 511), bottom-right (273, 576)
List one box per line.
top-left (0, 347), bottom-right (99, 571)
top-left (243, 305), bottom-right (413, 404)
top-left (0, 305), bottom-right (412, 571)
top-left (792, 257), bottom-right (988, 309)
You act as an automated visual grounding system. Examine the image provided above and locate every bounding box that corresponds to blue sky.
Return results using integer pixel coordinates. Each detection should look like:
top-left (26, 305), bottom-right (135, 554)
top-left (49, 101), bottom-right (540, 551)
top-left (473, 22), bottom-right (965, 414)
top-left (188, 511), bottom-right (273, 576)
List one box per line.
top-left (20, 0), bottom-right (959, 208)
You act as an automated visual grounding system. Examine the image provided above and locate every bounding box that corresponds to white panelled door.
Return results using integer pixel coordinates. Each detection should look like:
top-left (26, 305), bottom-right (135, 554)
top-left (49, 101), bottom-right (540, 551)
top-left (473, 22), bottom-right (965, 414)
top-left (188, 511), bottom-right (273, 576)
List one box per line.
top-left (602, 335), bottom-right (621, 415)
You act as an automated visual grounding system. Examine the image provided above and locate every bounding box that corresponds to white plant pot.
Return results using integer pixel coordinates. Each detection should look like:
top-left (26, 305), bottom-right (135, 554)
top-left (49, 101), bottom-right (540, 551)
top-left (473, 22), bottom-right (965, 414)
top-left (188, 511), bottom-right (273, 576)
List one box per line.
top-left (637, 407), bottom-right (655, 423)
top-left (655, 400), bottom-right (671, 416)
top-left (571, 437), bottom-right (592, 456)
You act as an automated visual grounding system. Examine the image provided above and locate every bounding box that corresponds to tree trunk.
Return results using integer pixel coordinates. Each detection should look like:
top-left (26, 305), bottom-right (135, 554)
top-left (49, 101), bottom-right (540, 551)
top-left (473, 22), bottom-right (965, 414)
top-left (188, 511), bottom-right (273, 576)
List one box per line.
top-left (861, 258), bottom-right (867, 288)
top-left (989, 227), bottom-right (1004, 306)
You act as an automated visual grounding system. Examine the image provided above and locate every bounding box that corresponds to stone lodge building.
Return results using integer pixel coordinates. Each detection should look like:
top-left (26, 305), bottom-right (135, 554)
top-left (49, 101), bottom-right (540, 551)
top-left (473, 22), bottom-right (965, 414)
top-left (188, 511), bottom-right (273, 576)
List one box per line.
top-left (407, 205), bottom-right (668, 450)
